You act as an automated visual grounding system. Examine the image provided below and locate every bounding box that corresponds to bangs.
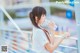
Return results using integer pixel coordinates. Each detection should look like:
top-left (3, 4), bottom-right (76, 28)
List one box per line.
top-left (32, 6), bottom-right (46, 18)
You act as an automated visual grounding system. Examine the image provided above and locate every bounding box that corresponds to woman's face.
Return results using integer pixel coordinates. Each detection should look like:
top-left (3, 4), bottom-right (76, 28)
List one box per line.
top-left (39, 14), bottom-right (46, 25)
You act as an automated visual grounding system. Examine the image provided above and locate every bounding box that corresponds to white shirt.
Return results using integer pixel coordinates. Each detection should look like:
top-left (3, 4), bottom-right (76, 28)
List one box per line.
top-left (32, 26), bottom-right (49, 53)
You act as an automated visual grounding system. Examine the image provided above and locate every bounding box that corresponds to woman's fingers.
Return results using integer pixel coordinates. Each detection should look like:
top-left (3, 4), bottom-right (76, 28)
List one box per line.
top-left (48, 21), bottom-right (55, 29)
top-left (64, 32), bottom-right (70, 38)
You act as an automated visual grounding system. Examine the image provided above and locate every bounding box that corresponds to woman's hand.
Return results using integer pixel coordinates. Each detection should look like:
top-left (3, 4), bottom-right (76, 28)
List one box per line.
top-left (63, 32), bottom-right (70, 39)
top-left (48, 21), bottom-right (55, 29)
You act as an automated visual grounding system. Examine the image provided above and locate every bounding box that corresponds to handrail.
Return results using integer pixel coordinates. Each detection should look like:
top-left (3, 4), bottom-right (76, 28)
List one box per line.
top-left (0, 7), bottom-right (25, 36)
top-left (0, 28), bottom-right (77, 40)
top-left (59, 45), bottom-right (77, 50)
top-left (55, 35), bottom-right (77, 40)
top-left (0, 28), bottom-right (32, 34)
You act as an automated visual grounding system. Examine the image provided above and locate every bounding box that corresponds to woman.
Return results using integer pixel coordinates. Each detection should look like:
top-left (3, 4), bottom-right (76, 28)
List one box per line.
top-left (29, 6), bottom-right (70, 53)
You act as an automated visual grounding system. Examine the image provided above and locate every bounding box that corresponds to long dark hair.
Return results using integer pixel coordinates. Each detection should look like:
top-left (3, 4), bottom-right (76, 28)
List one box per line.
top-left (29, 6), bottom-right (46, 28)
top-left (29, 6), bottom-right (51, 43)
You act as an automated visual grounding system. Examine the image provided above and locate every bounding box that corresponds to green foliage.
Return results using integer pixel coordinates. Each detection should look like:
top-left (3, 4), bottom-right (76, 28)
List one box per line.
top-left (4, 10), bottom-right (16, 21)
top-left (4, 10), bottom-right (28, 21)
top-left (50, 7), bottom-right (66, 15)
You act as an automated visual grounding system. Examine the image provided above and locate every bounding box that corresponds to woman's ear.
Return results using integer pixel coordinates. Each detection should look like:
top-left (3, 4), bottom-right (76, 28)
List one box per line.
top-left (35, 16), bottom-right (38, 23)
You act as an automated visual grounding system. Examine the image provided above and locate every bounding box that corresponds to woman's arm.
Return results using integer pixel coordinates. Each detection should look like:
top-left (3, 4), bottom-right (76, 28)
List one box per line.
top-left (44, 36), bottom-right (65, 53)
top-left (45, 21), bottom-right (70, 53)
top-left (45, 32), bottom-right (70, 53)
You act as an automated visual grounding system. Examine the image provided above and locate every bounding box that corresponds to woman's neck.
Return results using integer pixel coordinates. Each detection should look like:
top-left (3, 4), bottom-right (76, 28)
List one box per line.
top-left (38, 22), bottom-right (41, 27)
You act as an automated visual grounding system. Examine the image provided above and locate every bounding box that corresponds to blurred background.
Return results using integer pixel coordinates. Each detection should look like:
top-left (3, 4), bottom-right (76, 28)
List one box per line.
top-left (0, 0), bottom-right (80, 53)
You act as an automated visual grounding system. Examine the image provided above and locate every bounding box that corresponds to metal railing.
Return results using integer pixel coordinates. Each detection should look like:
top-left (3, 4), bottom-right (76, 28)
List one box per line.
top-left (0, 6), bottom-right (78, 53)
top-left (0, 28), bottom-right (78, 53)
top-left (0, 29), bottom-right (65, 53)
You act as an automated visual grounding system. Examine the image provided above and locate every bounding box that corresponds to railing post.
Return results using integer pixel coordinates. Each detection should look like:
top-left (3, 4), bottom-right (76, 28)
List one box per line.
top-left (0, 8), bottom-right (4, 36)
top-left (74, 0), bottom-right (80, 53)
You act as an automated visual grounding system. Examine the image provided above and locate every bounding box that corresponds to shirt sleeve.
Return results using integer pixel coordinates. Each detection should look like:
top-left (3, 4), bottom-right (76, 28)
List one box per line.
top-left (36, 29), bottom-right (49, 46)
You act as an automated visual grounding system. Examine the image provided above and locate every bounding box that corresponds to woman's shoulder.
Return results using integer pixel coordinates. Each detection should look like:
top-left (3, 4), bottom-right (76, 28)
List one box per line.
top-left (33, 26), bottom-right (42, 31)
top-left (36, 28), bottom-right (44, 33)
